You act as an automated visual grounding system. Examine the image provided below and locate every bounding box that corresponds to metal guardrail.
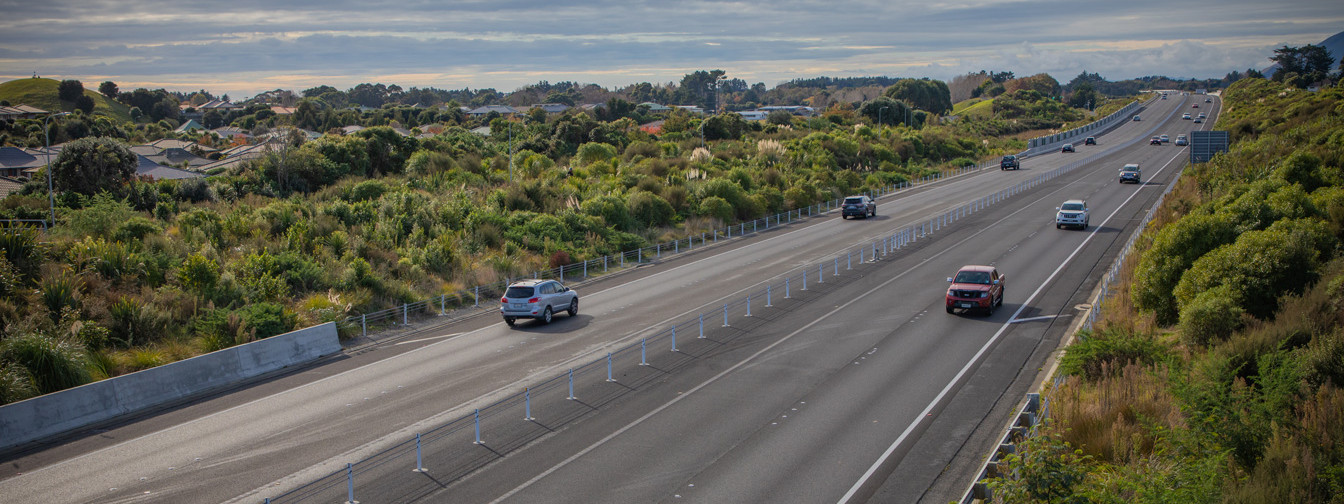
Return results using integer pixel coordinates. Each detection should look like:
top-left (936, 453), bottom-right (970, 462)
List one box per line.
top-left (333, 161), bottom-right (1002, 343)
top-left (1021, 93), bottom-right (1162, 157)
top-left (260, 144), bottom-right (1108, 503)
top-left (959, 146), bottom-right (1188, 504)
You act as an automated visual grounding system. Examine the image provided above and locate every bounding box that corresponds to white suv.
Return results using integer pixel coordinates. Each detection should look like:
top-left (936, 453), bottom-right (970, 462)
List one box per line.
top-left (1055, 199), bottom-right (1090, 230)
top-left (500, 279), bottom-right (578, 326)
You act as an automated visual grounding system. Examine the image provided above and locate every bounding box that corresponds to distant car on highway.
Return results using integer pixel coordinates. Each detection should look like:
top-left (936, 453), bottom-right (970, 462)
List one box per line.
top-left (1056, 199), bottom-right (1090, 229)
top-left (945, 265), bottom-right (1005, 316)
top-left (1205, 98), bottom-right (1212, 103)
top-left (1151, 137), bottom-right (1162, 145)
top-left (501, 279), bottom-right (578, 327)
top-left (1061, 143), bottom-right (1075, 153)
top-left (1119, 164), bottom-right (1141, 184)
top-left (1193, 117), bottom-right (1204, 124)
top-left (1084, 136), bottom-right (1096, 145)
top-left (1001, 155), bottom-right (1020, 170)
top-left (1160, 134), bottom-right (1170, 143)
top-left (841, 195), bottom-right (876, 219)
top-left (1133, 115), bottom-right (1141, 121)
top-left (1192, 103), bottom-right (1199, 108)
top-left (1176, 135), bottom-right (1188, 146)
top-left (1182, 113), bottom-right (1192, 120)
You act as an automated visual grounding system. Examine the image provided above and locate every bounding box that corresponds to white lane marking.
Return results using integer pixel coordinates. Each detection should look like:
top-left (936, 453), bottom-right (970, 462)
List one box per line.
top-left (488, 154), bottom-right (1170, 502)
top-left (1009, 315), bottom-right (1057, 324)
top-left (837, 139), bottom-right (1189, 504)
top-left (395, 333), bottom-right (463, 345)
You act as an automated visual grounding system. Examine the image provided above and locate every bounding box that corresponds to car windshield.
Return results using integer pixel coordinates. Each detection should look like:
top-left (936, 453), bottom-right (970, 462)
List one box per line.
top-left (1061, 203), bottom-right (1084, 211)
top-left (955, 271), bottom-right (991, 285)
top-left (844, 197), bottom-right (863, 205)
top-left (1002, 156), bottom-right (1015, 161)
top-left (505, 286), bottom-right (534, 298)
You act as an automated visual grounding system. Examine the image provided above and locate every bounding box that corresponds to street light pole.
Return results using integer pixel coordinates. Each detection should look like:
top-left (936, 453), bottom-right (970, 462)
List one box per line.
top-left (879, 106), bottom-right (889, 129)
top-left (43, 111), bottom-right (69, 228)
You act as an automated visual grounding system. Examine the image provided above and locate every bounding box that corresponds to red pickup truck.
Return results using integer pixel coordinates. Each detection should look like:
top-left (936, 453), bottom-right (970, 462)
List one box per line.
top-left (946, 265), bottom-right (1006, 316)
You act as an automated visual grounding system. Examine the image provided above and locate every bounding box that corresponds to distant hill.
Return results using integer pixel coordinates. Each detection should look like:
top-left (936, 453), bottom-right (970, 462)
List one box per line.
top-left (1262, 30), bottom-right (1344, 78)
top-left (0, 77), bottom-right (132, 122)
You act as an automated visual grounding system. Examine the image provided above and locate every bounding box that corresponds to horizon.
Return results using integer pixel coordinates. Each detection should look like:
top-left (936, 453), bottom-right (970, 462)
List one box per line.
top-left (2, 1), bottom-right (1340, 100)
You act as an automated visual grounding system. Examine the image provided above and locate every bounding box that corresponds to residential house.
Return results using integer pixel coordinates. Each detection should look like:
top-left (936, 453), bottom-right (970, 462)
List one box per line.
top-left (735, 110), bottom-right (768, 121)
top-left (136, 156), bottom-right (205, 180)
top-left (467, 105), bottom-right (519, 117)
top-left (0, 104), bottom-right (48, 120)
top-left (530, 103), bottom-right (571, 114)
top-left (149, 138), bottom-right (219, 155)
top-left (670, 105), bottom-right (705, 115)
top-left (0, 176), bottom-right (24, 198)
top-left (211, 126), bottom-right (253, 142)
top-left (0, 146), bottom-right (47, 178)
top-left (639, 102), bottom-right (671, 113)
top-left (175, 119), bottom-right (206, 134)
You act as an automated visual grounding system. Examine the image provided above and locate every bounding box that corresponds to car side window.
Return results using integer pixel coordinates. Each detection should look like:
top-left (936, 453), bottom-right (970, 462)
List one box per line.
top-left (540, 283), bottom-right (552, 295)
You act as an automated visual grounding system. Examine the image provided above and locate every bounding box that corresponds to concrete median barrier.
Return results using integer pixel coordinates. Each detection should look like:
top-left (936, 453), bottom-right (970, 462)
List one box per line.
top-left (0, 322), bottom-right (341, 452)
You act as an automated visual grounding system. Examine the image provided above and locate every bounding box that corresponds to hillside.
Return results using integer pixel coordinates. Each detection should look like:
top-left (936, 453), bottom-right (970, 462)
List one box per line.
top-left (0, 78), bottom-right (132, 122)
top-left (991, 78), bottom-right (1344, 503)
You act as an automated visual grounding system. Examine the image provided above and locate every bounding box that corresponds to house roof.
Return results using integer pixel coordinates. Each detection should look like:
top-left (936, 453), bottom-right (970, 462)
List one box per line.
top-left (530, 103), bottom-right (571, 113)
top-left (467, 105), bottom-right (518, 115)
top-left (211, 126), bottom-right (252, 138)
top-left (198, 99), bottom-right (240, 110)
top-left (144, 148), bottom-right (213, 168)
top-left (0, 146), bottom-right (46, 169)
top-left (639, 102), bottom-right (671, 112)
top-left (175, 119), bottom-right (205, 133)
top-left (130, 145), bottom-right (162, 156)
top-left (148, 138), bottom-right (217, 153)
top-left (269, 106), bottom-right (295, 115)
top-left (340, 125), bottom-right (365, 134)
top-left (136, 155), bottom-right (205, 180)
top-left (0, 176), bottom-right (24, 198)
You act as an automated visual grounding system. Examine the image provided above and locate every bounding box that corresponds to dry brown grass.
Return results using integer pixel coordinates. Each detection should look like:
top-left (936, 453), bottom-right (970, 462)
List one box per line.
top-left (1049, 362), bottom-right (1184, 464)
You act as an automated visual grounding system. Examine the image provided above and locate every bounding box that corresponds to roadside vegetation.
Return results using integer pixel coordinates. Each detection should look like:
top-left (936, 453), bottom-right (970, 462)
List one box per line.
top-left (989, 77), bottom-right (1344, 503)
top-left (0, 69), bottom-right (1184, 404)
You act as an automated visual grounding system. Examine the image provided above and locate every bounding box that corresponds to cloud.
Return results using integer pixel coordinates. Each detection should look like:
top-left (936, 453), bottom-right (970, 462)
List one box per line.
top-left (1, 0), bottom-right (1340, 97)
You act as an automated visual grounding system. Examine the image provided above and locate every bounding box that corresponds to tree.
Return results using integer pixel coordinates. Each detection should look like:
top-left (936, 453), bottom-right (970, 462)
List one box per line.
top-left (1067, 82), bottom-right (1099, 109)
top-left (51, 137), bottom-right (137, 196)
top-left (202, 109), bottom-right (224, 129)
top-left (57, 80), bottom-right (84, 102)
top-left (74, 95), bottom-right (95, 114)
top-left (859, 97), bottom-right (911, 126)
top-left (883, 78), bottom-right (952, 115)
top-left (1270, 44), bottom-right (1335, 87)
top-left (98, 81), bottom-right (119, 100)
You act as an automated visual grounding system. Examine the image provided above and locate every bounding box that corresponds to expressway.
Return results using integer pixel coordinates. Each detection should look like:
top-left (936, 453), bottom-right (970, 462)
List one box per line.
top-left (0, 92), bottom-right (1217, 503)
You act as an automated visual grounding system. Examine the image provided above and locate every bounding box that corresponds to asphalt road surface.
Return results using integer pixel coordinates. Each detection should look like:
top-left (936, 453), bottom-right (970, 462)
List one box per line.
top-left (0, 92), bottom-right (1216, 504)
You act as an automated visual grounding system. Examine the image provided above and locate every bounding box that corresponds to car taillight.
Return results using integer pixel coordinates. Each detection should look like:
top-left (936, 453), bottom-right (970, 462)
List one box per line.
top-left (528, 297), bottom-right (540, 303)
top-left (501, 297), bottom-right (508, 303)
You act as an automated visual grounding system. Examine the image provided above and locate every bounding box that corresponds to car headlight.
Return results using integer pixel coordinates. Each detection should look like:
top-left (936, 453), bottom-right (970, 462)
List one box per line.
top-left (979, 291), bottom-right (989, 298)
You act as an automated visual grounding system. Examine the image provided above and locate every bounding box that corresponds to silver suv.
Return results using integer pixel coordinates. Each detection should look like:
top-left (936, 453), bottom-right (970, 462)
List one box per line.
top-left (1055, 199), bottom-right (1090, 230)
top-left (500, 279), bottom-right (578, 326)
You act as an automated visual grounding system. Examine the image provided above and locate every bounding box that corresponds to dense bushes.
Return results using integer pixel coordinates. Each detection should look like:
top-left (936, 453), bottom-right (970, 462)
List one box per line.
top-left (1012, 78), bottom-right (1344, 503)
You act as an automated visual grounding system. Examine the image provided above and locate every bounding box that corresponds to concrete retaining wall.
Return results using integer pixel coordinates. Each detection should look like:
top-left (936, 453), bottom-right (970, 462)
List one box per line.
top-left (0, 322), bottom-right (341, 451)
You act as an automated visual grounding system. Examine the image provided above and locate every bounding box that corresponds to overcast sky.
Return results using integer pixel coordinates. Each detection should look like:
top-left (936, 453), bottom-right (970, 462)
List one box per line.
top-left (1, 0), bottom-right (1340, 99)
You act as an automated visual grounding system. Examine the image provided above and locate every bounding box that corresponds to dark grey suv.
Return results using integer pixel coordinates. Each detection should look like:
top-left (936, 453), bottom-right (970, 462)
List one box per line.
top-left (841, 195), bottom-right (876, 219)
top-left (1000, 155), bottom-right (1020, 170)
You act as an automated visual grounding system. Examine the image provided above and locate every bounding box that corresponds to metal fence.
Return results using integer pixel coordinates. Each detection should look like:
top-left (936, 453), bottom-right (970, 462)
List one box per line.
top-left (958, 149), bottom-right (1188, 504)
top-left (260, 141), bottom-right (1120, 503)
top-left (334, 161), bottom-right (1002, 343)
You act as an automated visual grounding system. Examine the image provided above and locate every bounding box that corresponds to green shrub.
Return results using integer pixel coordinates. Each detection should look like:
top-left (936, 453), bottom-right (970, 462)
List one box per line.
top-left (1174, 218), bottom-right (1336, 319)
top-left (1060, 327), bottom-right (1168, 380)
top-left (1132, 211), bottom-right (1238, 324)
top-left (237, 302), bottom-right (293, 339)
top-left (1178, 285), bottom-right (1246, 346)
top-left (627, 190), bottom-right (674, 227)
top-left (699, 196), bottom-right (733, 223)
top-left (0, 361), bottom-right (38, 404)
top-left (0, 332), bottom-right (90, 394)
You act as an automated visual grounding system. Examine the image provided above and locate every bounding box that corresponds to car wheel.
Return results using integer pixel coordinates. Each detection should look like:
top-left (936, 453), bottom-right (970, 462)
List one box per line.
top-left (541, 306), bottom-right (553, 324)
top-left (567, 298), bottom-right (578, 317)
top-left (997, 291), bottom-right (1004, 307)
top-left (841, 215), bottom-right (847, 220)
top-left (871, 208), bottom-right (876, 217)
top-left (985, 300), bottom-right (995, 316)
top-left (504, 316), bottom-right (516, 327)
top-left (946, 306), bottom-right (955, 314)
top-left (1056, 223), bottom-right (1061, 229)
